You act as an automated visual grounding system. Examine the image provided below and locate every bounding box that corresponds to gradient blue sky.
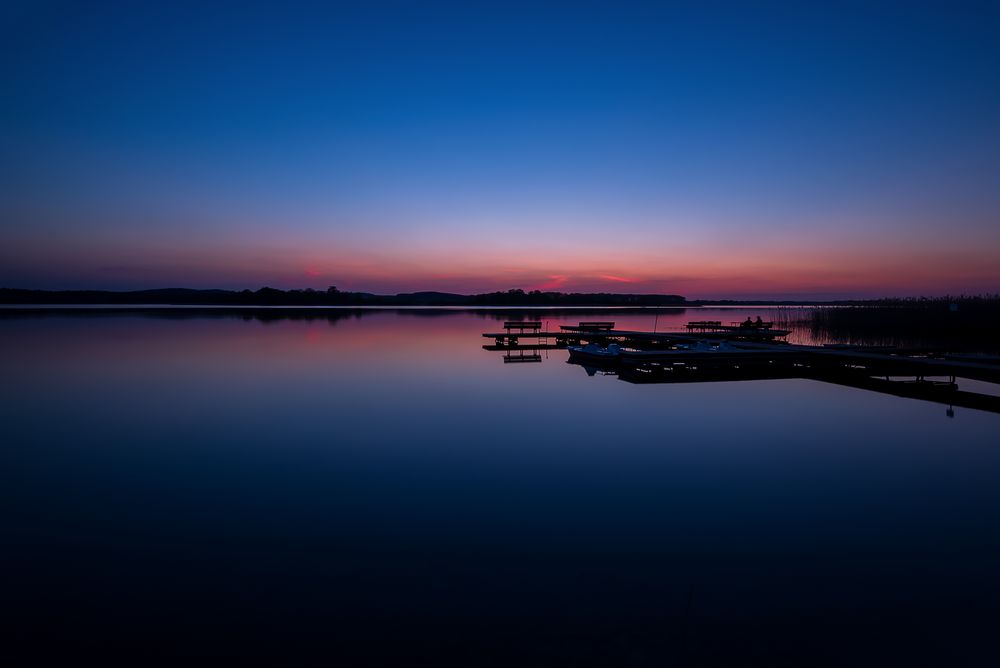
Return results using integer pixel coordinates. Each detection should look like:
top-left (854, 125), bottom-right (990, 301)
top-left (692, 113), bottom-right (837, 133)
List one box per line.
top-left (2, 1), bottom-right (999, 298)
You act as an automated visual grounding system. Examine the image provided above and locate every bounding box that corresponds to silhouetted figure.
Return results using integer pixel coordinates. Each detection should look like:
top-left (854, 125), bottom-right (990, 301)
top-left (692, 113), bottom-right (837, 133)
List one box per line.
top-left (742, 317), bottom-right (753, 328)
top-left (755, 316), bottom-right (764, 328)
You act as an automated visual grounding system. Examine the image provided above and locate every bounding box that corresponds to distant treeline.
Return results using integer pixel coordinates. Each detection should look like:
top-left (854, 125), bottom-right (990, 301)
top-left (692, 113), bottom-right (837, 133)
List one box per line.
top-left (0, 287), bottom-right (687, 307)
top-left (694, 299), bottom-right (880, 306)
top-left (832, 295), bottom-right (1000, 309)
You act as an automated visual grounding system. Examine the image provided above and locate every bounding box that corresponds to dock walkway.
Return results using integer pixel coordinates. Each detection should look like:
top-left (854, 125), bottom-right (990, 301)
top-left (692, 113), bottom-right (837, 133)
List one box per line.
top-left (481, 321), bottom-right (1000, 410)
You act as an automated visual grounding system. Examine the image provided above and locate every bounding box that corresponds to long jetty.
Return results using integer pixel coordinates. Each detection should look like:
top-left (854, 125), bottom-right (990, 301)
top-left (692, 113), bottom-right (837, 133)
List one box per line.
top-left (482, 320), bottom-right (1000, 412)
top-left (482, 320), bottom-right (791, 346)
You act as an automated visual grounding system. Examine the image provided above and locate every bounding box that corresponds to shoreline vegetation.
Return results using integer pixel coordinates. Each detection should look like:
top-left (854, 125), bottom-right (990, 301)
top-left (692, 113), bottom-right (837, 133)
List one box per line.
top-left (1, 286), bottom-right (981, 308)
top-left (801, 295), bottom-right (1000, 350)
top-left (0, 287), bottom-right (690, 307)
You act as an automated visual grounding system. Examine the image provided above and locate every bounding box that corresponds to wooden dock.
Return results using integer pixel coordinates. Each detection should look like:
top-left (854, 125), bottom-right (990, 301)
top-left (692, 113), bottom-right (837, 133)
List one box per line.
top-left (482, 320), bottom-right (1000, 412)
top-left (483, 323), bottom-right (790, 345)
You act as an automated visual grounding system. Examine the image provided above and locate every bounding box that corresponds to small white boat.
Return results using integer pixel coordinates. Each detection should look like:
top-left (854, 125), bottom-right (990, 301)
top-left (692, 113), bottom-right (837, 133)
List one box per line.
top-left (567, 343), bottom-right (623, 362)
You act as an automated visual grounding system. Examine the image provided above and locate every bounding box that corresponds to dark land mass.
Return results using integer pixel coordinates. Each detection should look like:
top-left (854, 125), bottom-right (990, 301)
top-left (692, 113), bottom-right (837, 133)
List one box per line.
top-left (0, 286), bottom-right (949, 307)
top-left (0, 287), bottom-right (687, 307)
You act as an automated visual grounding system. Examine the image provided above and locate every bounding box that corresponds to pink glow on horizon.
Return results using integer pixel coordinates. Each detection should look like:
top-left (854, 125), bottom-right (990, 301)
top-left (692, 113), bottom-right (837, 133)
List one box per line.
top-left (3, 227), bottom-right (999, 299)
top-left (535, 275), bottom-right (569, 290)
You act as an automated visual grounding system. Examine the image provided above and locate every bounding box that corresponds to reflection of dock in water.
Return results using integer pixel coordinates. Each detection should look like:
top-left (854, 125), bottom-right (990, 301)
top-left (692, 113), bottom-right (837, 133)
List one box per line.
top-left (482, 320), bottom-right (1000, 414)
top-left (617, 359), bottom-right (1000, 414)
top-left (502, 348), bottom-right (543, 363)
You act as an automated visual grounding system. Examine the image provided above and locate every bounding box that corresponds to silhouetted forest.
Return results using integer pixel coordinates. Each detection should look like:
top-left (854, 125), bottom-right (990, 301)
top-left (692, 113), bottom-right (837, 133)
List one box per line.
top-left (0, 287), bottom-right (687, 306)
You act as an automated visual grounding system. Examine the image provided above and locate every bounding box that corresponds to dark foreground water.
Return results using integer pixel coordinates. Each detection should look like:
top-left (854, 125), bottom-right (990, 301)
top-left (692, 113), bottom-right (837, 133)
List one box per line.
top-left (3, 308), bottom-right (999, 665)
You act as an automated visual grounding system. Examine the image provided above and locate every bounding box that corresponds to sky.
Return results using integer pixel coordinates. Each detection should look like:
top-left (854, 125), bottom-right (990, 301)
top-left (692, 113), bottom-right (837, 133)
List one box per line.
top-left (2, 1), bottom-right (999, 299)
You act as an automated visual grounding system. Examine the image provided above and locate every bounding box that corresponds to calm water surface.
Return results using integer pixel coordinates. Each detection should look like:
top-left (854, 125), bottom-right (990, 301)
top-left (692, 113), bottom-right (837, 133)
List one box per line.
top-left (3, 309), bottom-right (999, 665)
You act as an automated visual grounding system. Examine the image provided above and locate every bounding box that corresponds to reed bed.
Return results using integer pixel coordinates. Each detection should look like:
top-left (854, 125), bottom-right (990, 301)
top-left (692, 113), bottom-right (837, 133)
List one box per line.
top-left (804, 295), bottom-right (1000, 351)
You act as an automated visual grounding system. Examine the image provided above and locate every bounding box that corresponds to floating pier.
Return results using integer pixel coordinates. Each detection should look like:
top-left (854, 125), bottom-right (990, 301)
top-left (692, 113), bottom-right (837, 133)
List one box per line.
top-left (483, 320), bottom-right (791, 346)
top-left (482, 320), bottom-right (1000, 413)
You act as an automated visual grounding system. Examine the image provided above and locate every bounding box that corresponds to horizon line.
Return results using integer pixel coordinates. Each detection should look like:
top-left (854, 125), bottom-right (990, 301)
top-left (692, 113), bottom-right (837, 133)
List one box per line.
top-left (3, 286), bottom-right (997, 303)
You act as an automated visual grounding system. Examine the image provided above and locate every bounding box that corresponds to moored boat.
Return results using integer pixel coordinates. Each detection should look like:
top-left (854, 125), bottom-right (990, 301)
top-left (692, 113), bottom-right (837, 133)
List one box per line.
top-left (567, 342), bottom-right (623, 363)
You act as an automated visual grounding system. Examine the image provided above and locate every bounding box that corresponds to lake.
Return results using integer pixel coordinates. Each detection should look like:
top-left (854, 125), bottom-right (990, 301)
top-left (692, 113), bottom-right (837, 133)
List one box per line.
top-left (3, 308), bottom-right (999, 665)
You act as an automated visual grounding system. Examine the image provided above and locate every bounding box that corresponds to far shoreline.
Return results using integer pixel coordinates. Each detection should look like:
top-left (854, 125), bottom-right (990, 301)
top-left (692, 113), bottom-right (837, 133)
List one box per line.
top-left (0, 287), bottom-right (907, 308)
